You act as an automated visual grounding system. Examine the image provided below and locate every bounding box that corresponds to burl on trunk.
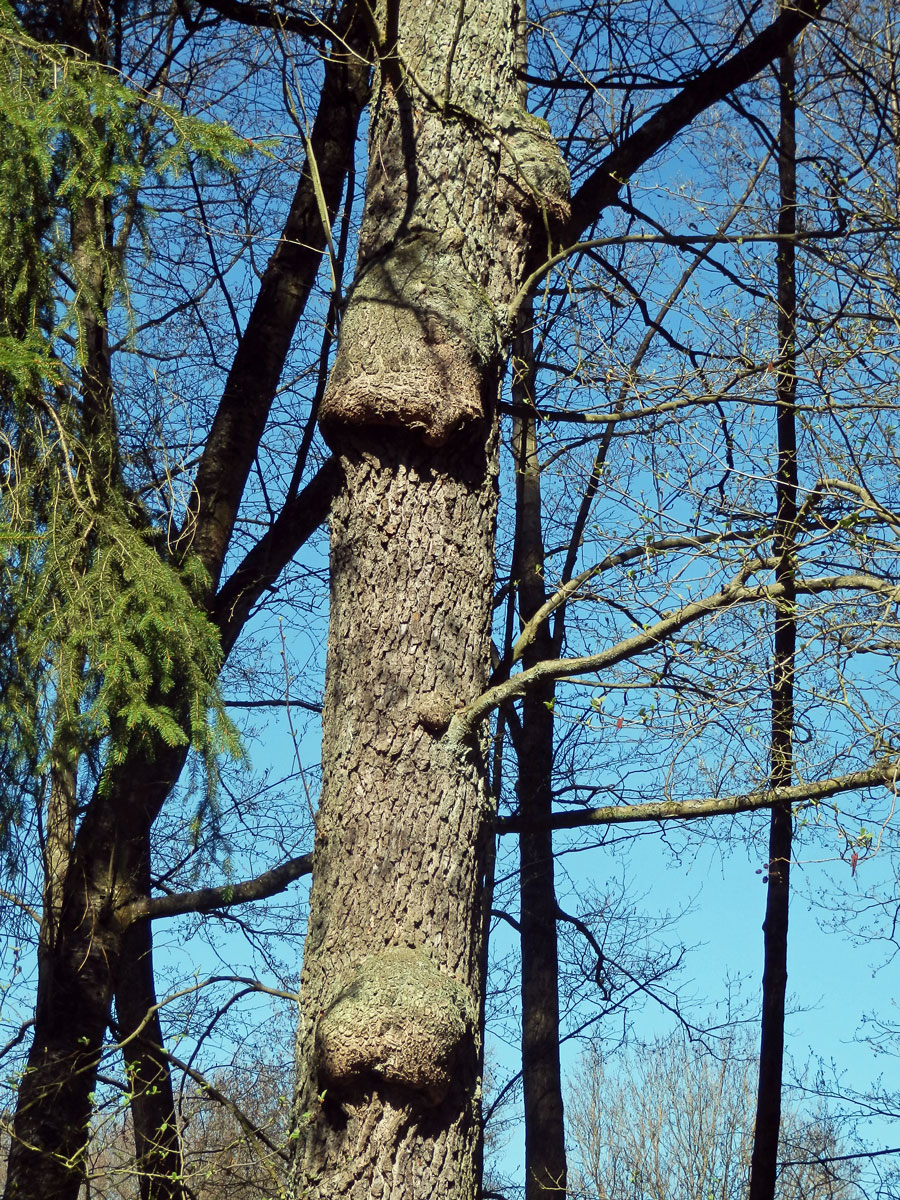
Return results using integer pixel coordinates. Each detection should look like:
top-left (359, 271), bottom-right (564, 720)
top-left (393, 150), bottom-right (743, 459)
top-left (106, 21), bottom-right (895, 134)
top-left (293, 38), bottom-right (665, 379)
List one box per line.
top-left (291, 3), bottom-right (568, 1197)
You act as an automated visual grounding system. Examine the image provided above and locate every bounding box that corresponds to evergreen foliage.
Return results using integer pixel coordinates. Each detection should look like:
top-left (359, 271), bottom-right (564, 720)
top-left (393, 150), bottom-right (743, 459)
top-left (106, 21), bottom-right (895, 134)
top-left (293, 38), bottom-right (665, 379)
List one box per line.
top-left (0, 0), bottom-right (247, 862)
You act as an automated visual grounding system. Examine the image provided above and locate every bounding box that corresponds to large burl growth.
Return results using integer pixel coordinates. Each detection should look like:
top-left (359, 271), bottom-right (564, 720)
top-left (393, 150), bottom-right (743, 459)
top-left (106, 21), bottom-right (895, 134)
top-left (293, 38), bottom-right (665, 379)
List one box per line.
top-left (291, 3), bottom-right (568, 1198)
top-left (319, 232), bottom-right (498, 446)
top-left (316, 949), bottom-right (476, 1106)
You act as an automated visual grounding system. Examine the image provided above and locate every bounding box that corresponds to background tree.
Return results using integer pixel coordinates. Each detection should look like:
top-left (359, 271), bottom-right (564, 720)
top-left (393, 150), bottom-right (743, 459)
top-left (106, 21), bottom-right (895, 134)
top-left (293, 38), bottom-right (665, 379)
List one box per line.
top-left (1, 3), bottom-right (365, 1196)
top-left (569, 1032), bottom-right (861, 1200)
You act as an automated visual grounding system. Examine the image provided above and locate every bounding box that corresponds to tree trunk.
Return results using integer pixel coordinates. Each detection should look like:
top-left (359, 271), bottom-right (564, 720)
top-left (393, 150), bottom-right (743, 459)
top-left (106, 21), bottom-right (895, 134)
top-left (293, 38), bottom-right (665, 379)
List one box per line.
top-left (3, 1), bottom-right (140, 1181)
top-left (4, 742), bottom-right (187, 1200)
top-left (290, 3), bottom-right (569, 1197)
top-left (114, 855), bottom-right (185, 1200)
top-left (291, 435), bottom-right (499, 1198)
top-left (512, 319), bottom-right (567, 1200)
top-left (748, 31), bottom-right (798, 1200)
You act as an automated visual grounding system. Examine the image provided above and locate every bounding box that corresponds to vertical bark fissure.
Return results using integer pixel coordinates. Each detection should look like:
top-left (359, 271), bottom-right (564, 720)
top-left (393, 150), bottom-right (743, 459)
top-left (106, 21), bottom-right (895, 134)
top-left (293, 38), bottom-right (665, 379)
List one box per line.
top-left (512, 312), bottom-right (567, 1199)
top-left (748, 35), bottom-right (798, 1200)
top-left (292, 3), bottom-right (569, 1196)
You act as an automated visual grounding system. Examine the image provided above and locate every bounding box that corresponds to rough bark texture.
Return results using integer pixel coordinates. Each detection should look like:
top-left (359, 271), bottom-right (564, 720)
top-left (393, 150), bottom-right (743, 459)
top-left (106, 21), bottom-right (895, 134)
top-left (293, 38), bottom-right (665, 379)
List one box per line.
top-left (292, 3), bottom-right (568, 1197)
top-left (291, 435), bottom-right (500, 1199)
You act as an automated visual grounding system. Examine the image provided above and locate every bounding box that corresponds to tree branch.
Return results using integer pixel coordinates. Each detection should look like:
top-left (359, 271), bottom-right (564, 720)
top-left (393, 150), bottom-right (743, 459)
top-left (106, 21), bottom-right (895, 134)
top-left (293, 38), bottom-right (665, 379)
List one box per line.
top-left (508, 531), bottom-right (753, 668)
top-left (564, 0), bottom-right (831, 239)
top-left (498, 759), bottom-right (900, 833)
top-left (181, 2), bottom-right (369, 589)
top-left (119, 852), bottom-right (313, 924)
top-left (160, 1045), bottom-right (289, 1160)
top-left (453, 570), bottom-right (900, 736)
top-left (193, 0), bottom-right (326, 37)
top-left (212, 455), bottom-right (341, 655)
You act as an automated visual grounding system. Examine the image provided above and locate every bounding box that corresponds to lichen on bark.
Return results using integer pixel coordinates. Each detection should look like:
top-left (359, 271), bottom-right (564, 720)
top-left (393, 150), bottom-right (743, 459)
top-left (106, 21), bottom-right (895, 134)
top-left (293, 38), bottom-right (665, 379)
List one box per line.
top-left (496, 105), bottom-right (570, 220)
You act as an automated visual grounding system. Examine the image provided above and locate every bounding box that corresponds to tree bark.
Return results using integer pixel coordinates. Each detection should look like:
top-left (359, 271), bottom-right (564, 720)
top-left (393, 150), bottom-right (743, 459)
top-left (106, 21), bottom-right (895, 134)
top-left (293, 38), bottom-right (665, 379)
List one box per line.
top-left (290, 3), bottom-right (569, 1196)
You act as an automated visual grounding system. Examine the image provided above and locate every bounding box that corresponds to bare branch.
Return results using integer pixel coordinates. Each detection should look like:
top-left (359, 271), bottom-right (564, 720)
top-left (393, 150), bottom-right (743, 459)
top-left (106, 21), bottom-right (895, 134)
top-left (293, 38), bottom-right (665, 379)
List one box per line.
top-left (119, 853), bottom-right (313, 924)
top-left (565, 0), bottom-right (831, 238)
top-left (509, 531), bottom-right (755, 668)
top-left (455, 570), bottom-right (900, 736)
top-left (194, 0), bottom-right (326, 39)
top-left (160, 1045), bottom-right (289, 1160)
top-left (498, 760), bottom-right (900, 833)
top-left (212, 456), bottom-right (341, 656)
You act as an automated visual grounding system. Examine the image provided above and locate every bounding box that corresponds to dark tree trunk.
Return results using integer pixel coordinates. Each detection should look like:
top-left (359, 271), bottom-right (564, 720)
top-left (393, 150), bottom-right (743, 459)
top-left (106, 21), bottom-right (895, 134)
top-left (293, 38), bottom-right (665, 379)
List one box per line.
top-left (512, 319), bottom-right (567, 1200)
top-left (107, 15), bottom-right (369, 1192)
top-left (3, 3), bottom-right (143, 1187)
top-left (2, 8), bottom-right (369, 1197)
top-left (749, 33), bottom-right (798, 1200)
top-left (114, 855), bottom-right (185, 1200)
top-left (290, 3), bottom-right (569, 1196)
top-left (186, 2), bottom-right (370, 586)
top-left (4, 743), bottom-right (187, 1200)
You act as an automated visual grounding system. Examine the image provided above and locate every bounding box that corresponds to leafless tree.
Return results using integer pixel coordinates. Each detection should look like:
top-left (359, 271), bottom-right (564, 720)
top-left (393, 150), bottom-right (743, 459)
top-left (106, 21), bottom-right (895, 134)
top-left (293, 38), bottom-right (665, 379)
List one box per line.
top-left (569, 1034), bottom-right (861, 1200)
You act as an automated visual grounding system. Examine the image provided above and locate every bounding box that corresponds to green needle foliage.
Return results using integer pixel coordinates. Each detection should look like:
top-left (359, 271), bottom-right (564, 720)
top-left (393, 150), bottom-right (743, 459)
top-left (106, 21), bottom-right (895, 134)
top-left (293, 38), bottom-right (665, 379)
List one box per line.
top-left (0, 1), bottom-right (248, 863)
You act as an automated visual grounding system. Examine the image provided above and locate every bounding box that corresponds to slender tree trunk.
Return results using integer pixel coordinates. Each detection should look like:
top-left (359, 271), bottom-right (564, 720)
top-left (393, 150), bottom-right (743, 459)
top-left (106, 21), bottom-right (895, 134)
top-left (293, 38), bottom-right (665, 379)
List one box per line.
top-left (290, 4), bottom-right (568, 1196)
top-left (114, 854), bottom-right (185, 1200)
top-left (748, 34), bottom-right (798, 1200)
top-left (512, 317), bottom-right (567, 1199)
top-left (186, 2), bottom-right (370, 584)
top-left (3, 3), bottom-right (133, 1182)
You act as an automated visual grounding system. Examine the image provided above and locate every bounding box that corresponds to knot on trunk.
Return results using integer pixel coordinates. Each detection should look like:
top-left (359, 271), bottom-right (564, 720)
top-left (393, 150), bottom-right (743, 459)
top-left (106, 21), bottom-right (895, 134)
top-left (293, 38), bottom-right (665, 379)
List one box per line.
top-left (315, 948), bottom-right (475, 1106)
top-left (414, 692), bottom-right (454, 735)
top-left (319, 232), bottom-right (500, 448)
top-left (496, 107), bottom-right (571, 222)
